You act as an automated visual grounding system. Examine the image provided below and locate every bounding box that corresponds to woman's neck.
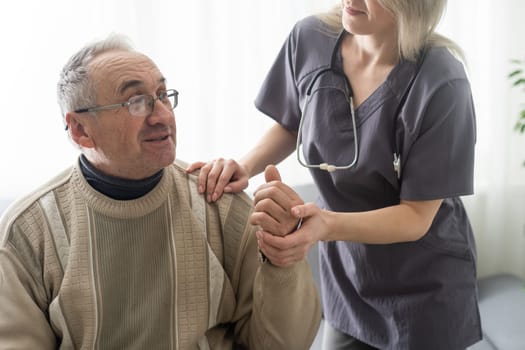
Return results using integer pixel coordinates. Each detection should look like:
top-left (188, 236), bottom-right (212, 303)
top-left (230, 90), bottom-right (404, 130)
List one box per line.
top-left (345, 33), bottom-right (399, 68)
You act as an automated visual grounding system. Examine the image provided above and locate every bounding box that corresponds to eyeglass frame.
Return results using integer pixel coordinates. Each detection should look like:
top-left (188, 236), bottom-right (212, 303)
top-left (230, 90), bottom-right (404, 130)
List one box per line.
top-left (73, 89), bottom-right (178, 117)
top-left (296, 68), bottom-right (359, 173)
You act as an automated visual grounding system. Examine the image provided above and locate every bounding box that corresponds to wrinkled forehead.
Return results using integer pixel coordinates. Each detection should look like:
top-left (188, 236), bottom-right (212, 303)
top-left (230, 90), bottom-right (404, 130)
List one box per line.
top-left (88, 50), bottom-right (165, 98)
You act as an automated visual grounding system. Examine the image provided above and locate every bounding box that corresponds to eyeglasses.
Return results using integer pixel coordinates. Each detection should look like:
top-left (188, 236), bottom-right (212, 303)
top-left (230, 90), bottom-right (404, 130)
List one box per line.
top-left (296, 70), bottom-right (358, 172)
top-left (74, 89), bottom-right (179, 117)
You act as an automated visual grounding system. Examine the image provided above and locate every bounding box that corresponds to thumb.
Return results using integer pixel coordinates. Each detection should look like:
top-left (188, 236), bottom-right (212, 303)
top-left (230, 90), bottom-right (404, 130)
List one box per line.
top-left (264, 164), bottom-right (282, 183)
top-left (291, 203), bottom-right (315, 219)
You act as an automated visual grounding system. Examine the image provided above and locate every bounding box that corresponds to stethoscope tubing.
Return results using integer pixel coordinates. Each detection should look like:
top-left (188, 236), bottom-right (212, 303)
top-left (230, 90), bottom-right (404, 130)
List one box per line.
top-left (296, 29), bottom-right (424, 180)
top-left (296, 31), bottom-right (359, 173)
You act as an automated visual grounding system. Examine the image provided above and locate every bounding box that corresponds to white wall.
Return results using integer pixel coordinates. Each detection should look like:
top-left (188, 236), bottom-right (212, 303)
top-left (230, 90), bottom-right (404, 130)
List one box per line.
top-left (0, 0), bottom-right (330, 199)
top-left (0, 0), bottom-right (524, 278)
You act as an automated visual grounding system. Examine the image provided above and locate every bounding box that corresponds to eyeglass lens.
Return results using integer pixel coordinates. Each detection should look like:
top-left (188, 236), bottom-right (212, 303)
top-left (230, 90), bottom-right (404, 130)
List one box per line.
top-left (128, 90), bottom-right (178, 117)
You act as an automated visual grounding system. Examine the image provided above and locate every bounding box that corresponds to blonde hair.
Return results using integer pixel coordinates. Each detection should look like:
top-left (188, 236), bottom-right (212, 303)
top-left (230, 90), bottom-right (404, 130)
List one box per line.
top-left (317, 0), bottom-right (463, 62)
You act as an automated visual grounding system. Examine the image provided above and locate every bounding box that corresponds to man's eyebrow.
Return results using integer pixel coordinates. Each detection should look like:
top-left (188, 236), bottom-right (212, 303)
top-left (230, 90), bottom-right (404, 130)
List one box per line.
top-left (117, 77), bottom-right (167, 95)
top-left (118, 80), bottom-right (143, 95)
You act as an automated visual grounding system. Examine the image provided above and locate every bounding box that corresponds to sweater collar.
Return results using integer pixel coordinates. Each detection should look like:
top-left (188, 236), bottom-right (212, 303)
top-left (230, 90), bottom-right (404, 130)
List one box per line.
top-left (79, 154), bottom-right (164, 200)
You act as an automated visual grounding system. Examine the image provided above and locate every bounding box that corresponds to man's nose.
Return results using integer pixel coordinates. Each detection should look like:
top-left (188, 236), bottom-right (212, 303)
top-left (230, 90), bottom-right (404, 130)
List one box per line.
top-left (147, 99), bottom-right (174, 124)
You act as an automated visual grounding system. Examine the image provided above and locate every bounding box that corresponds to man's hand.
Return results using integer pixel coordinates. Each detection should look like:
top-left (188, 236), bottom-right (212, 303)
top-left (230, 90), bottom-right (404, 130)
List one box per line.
top-left (251, 165), bottom-right (303, 236)
top-left (251, 165), bottom-right (323, 267)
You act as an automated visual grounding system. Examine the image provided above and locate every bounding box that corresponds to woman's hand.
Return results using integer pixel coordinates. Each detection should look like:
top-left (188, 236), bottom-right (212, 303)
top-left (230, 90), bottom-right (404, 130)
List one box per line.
top-left (186, 158), bottom-right (249, 202)
top-left (254, 201), bottom-right (327, 268)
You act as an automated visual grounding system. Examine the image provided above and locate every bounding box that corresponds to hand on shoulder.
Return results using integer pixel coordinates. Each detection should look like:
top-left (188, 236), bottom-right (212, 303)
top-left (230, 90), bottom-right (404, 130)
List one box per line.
top-left (186, 158), bottom-right (249, 203)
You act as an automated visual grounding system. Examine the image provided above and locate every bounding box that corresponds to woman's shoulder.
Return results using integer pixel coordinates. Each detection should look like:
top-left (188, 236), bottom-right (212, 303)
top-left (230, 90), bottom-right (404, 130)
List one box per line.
top-left (291, 15), bottom-right (338, 41)
top-left (292, 15), bottom-right (323, 32)
top-left (286, 15), bottom-right (341, 79)
top-left (403, 46), bottom-right (472, 103)
top-left (419, 46), bottom-right (468, 83)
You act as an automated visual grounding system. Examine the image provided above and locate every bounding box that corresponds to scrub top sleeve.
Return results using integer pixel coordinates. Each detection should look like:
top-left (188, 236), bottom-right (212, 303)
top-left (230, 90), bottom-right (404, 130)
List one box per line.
top-left (400, 79), bottom-right (476, 200)
top-left (254, 30), bottom-right (301, 131)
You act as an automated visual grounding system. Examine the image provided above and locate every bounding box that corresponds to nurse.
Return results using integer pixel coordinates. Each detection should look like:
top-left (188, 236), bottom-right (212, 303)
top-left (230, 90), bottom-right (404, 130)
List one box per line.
top-left (188, 0), bottom-right (481, 349)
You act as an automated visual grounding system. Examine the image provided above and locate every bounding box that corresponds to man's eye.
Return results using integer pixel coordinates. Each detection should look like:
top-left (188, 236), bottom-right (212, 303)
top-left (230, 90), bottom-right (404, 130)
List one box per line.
top-left (129, 95), bottom-right (146, 105)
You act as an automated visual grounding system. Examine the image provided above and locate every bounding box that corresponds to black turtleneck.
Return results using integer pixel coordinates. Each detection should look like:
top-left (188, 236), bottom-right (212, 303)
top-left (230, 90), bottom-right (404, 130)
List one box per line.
top-left (79, 155), bottom-right (164, 200)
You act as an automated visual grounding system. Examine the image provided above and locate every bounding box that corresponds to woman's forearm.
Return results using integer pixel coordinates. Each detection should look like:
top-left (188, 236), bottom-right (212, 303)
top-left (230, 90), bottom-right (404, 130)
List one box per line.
top-left (322, 199), bottom-right (443, 244)
top-left (240, 123), bottom-right (297, 178)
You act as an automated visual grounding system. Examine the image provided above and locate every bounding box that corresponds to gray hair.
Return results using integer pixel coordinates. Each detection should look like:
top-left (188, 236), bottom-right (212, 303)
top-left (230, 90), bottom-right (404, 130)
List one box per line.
top-left (57, 34), bottom-right (134, 121)
top-left (317, 0), bottom-right (463, 62)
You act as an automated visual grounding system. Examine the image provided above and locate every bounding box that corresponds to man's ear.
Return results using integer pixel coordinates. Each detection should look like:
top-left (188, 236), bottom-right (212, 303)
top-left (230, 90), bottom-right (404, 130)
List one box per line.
top-left (66, 112), bottom-right (95, 148)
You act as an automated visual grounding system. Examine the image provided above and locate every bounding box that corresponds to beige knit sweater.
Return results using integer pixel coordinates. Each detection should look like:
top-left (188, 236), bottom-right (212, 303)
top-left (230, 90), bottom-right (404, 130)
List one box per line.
top-left (0, 160), bottom-right (321, 349)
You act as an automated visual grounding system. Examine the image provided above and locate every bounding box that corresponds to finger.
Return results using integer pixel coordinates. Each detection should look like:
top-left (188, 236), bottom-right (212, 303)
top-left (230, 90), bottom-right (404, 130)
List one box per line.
top-left (205, 159), bottom-right (228, 202)
top-left (196, 162), bottom-right (214, 194)
top-left (252, 185), bottom-right (304, 235)
top-left (264, 164), bottom-right (282, 183)
top-left (253, 199), bottom-right (298, 236)
top-left (260, 229), bottom-right (303, 250)
top-left (250, 211), bottom-right (284, 235)
top-left (186, 161), bottom-right (206, 173)
top-left (224, 178), bottom-right (249, 193)
top-left (253, 186), bottom-right (304, 220)
top-left (256, 231), bottom-right (304, 267)
top-left (213, 160), bottom-right (242, 197)
top-left (291, 202), bottom-right (318, 219)
top-left (257, 232), bottom-right (294, 258)
top-left (258, 247), bottom-right (296, 267)
top-left (253, 181), bottom-right (304, 205)
top-left (258, 164), bottom-right (291, 197)
top-left (254, 197), bottom-right (289, 220)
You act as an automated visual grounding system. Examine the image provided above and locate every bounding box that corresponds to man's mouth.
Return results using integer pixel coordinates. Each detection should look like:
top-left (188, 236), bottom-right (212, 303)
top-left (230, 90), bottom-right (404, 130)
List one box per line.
top-left (145, 135), bottom-right (169, 142)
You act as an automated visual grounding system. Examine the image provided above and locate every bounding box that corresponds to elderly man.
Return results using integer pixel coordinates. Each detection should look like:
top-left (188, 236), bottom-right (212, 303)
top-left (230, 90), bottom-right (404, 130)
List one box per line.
top-left (0, 35), bottom-right (321, 349)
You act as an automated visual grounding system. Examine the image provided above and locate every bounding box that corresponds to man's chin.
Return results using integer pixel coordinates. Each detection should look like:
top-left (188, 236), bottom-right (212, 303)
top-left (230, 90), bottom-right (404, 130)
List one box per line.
top-left (159, 152), bottom-right (176, 169)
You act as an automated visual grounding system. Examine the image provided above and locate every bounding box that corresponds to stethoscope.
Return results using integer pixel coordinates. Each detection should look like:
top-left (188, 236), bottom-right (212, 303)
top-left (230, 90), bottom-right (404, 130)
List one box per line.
top-left (296, 31), bottom-right (358, 173)
top-left (295, 30), bottom-right (422, 180)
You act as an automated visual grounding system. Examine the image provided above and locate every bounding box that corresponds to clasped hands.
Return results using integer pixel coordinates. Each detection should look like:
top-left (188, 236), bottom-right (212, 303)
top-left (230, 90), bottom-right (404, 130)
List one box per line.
top-left (187, 159), bottom-right (324, 267)
top-left (251, 165), bottom-right (322, 267)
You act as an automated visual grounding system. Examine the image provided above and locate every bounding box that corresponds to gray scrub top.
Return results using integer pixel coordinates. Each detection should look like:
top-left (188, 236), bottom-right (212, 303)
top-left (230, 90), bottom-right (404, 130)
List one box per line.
top-left (255, 16), bottom-right (481, 350)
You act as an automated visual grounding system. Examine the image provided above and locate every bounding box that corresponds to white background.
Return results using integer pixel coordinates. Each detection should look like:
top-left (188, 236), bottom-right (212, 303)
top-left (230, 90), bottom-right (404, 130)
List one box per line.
top-left (0, 0), bottom-right (524, 278)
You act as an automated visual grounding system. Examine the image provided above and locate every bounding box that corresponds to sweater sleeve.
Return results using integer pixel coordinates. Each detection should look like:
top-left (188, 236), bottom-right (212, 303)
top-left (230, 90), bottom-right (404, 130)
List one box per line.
top-left (232, 217), bottom-right (322, 349)
top-left (0, 248), bottom-right (56, 349)
top-left (0, 197), bottom-right (58, 349)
